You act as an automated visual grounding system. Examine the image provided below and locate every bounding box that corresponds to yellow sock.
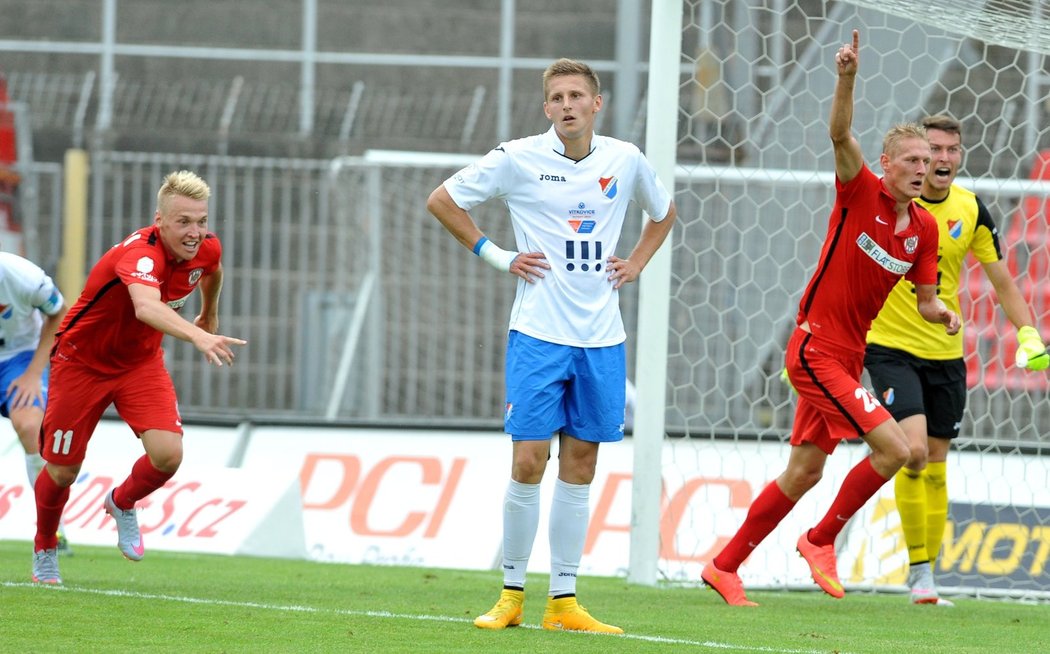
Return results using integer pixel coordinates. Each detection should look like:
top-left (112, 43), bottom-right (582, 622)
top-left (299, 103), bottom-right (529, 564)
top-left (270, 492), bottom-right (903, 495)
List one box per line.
top-left (924, 461), bottom-right (948, 567)
top-left (895, 467), bottom-right (928, 565)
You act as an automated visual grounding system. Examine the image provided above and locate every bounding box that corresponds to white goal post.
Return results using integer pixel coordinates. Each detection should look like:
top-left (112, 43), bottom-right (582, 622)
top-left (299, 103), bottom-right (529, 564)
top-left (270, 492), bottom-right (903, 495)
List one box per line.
top-left (628, 0), bottom-right (683, 587)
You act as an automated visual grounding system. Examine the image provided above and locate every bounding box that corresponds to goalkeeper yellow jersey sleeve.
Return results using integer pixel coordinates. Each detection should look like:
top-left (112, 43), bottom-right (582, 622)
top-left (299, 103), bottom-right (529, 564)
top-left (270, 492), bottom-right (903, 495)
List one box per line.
top-left (866, 184), bottom-right (1002, 360)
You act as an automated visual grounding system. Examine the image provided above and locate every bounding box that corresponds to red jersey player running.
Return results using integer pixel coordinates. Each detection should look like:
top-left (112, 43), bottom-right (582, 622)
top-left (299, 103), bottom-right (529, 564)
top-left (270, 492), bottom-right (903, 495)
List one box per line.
top-left (32, 170), bottom-right (246, 584)
top-left (701, 30), bottom-right (960, 606)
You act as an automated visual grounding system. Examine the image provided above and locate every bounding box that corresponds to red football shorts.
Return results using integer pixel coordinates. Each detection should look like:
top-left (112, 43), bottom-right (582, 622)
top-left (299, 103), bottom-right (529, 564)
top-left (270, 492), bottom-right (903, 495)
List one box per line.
top-left (785, 327), bottom-right (892, 455)
top-left (39, 354), bottom-right (183, 466)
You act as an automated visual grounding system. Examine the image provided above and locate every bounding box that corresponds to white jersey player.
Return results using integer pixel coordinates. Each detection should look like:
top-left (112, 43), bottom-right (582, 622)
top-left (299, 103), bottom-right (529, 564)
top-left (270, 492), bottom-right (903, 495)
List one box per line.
top-left (445, 127), bottom-right (671, 347)
top-left (0, 251), bottom-right (69, 549)
top-left (427, 58), bottom-right (676, 635)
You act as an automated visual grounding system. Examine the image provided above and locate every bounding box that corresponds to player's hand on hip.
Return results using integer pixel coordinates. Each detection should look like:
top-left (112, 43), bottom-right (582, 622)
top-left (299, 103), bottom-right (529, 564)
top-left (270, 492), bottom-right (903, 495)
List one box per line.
top-left (606, 256), bottom-right (641, 289)
top-left (1015, 326), bottom-right (1049, 371)
top-left (511, 251), bottom-right (549, 283)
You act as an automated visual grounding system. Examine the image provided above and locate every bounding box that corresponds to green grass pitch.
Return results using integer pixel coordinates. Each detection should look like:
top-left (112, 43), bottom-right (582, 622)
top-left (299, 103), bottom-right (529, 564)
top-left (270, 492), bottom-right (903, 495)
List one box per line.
top-left (2, 540), bottom-right (1047, 653)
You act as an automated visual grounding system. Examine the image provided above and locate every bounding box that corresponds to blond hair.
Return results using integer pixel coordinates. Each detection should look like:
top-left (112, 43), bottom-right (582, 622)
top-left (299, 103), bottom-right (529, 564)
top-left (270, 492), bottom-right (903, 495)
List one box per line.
top-left (542, 58), bottom-right (600, 99)
top-left (882, 123), bottom-right (927, 157)
top-left (157, 170), bottom-right (210, 214)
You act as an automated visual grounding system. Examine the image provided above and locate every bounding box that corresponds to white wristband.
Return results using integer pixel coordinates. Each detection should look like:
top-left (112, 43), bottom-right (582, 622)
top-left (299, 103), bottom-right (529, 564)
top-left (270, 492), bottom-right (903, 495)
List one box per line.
top-left (473, 237), bottom-right (517, 272)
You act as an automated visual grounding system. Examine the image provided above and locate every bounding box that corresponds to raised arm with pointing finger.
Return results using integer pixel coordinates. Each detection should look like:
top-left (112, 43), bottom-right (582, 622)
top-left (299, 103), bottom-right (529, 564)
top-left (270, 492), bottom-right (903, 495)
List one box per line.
top-left (702, 29), bottom-right (957, 607)
top-left (830, 29), bottom-right (863, 184)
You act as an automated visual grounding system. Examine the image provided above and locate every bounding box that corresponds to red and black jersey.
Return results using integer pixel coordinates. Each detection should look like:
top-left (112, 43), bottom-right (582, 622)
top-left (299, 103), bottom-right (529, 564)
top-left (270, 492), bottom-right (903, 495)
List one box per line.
top-left (54, 225), bottom-right (222, 374)
top-left (796, 165), bottom-right (938, 353)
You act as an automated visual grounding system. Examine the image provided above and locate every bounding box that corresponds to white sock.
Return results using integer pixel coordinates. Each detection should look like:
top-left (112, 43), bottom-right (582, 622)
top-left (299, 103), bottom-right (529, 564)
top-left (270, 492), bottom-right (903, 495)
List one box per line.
top-left (502, 479), bottom-right (540, 589)
top-left (548, 478), bottom-right (590, 597)
top-left (26, 453), bottom-right (45, 486)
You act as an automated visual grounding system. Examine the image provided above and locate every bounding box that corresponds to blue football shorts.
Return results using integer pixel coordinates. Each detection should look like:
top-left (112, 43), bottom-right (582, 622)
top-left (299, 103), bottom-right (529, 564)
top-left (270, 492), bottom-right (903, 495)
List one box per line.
top-left (503, 330), bottom-right (626, 442)
top-left (0, 350), bottom-right (49, 417)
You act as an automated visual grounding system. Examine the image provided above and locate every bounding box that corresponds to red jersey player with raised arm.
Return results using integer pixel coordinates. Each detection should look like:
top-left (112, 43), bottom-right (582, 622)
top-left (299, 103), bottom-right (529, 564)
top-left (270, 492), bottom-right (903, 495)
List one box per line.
top-left (700, 30), bottom-right (960, 606)
top-left (31, 170), bottom-right (246, 585)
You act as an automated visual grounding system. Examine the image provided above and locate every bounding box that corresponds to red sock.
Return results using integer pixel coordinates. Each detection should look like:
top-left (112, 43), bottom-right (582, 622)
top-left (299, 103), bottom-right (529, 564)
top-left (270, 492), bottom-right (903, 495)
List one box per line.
top-left (34, 469), bottom-right (70, 552)
top-left (808, 457), bottom-right (888, 546)
top-left (112, 455), bottom-right (175, 509)
top-left (714, 480), bottom-right (796, 572)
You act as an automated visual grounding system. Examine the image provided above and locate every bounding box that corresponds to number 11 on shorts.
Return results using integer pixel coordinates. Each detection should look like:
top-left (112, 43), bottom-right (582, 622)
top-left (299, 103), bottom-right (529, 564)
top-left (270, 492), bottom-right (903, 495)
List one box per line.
top-left (51, 430), bottom-right (73, 456)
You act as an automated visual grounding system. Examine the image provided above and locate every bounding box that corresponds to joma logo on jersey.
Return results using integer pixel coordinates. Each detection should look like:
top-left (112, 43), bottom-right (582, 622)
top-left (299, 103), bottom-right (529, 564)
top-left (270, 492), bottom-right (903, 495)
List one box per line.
top-left (599, 176), bottom-right (618, 198)
top-left (539, 174), bottom-right (567, 182)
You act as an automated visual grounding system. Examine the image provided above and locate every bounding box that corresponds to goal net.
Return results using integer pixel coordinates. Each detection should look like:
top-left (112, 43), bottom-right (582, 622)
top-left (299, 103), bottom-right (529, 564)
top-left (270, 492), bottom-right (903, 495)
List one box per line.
top-left (322, 0), bottom-right (1050, 600)
top-left (654, 0), bottom-right (1050, 599)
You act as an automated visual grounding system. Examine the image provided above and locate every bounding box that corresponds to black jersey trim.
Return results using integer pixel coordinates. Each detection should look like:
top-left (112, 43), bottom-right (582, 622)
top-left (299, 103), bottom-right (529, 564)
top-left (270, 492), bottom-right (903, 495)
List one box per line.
top-left (797, 331), bottom-right (866, 436)
top-left (57, 277), bottom-right (123, 336)
top-left (800, 207), bottom-right (849, 316)
top-left (973, 195), bottom-right (1004, 260)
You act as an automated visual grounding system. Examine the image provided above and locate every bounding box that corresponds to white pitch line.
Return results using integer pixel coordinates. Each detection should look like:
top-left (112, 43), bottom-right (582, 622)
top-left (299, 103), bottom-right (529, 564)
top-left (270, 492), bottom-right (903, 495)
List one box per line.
top-left (3, 581), bottom-right (848, 653)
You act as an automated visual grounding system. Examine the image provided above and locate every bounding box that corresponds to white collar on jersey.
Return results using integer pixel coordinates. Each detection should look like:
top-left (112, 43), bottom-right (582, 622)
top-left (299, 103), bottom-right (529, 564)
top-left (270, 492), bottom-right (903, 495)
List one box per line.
top-left (544, 125), bottom-right (598, 159)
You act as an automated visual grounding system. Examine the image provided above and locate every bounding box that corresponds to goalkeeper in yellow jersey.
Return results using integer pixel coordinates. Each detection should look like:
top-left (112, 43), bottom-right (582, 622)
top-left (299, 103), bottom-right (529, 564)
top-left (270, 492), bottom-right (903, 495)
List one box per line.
top-left (864, 114), bottom-right (1049, 606)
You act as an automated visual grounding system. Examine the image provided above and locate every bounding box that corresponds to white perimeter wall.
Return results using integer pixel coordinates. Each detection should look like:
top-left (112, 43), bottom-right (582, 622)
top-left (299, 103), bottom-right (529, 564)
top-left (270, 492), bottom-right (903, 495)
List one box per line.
top-left (2, 421), bottom-right (1047, 593)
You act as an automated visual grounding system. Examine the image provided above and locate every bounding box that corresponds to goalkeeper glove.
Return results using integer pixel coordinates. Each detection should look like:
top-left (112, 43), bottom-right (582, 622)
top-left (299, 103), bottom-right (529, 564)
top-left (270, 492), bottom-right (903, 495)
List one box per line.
top-left (780, 367), bottom-right (797, 393)
top-left (1015, 326), bottom-right (1049, 371)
